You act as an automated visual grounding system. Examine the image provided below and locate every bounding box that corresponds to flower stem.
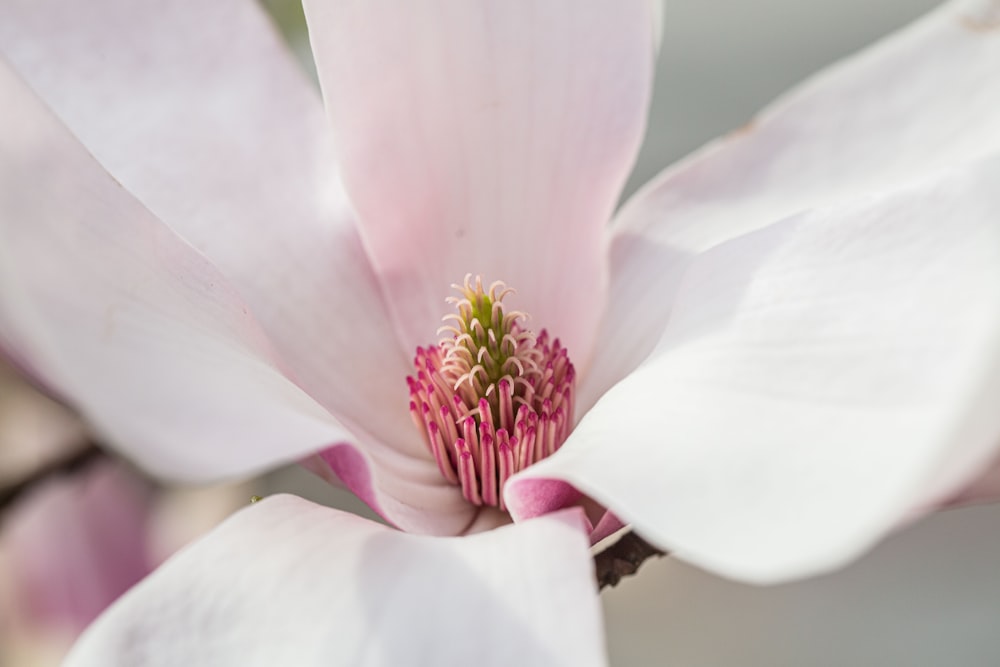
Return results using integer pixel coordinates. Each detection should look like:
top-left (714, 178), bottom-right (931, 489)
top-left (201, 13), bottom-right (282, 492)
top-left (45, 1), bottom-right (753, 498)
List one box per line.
top-left (0, 440), bottom-right (104, 514)
top-left (594, 531), bottom-right (666, 590)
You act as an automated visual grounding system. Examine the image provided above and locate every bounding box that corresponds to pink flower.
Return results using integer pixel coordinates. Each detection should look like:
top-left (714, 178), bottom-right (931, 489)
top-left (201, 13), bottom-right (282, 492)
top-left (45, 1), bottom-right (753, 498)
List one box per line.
top-left (1, 0), bottom-right (999, 664)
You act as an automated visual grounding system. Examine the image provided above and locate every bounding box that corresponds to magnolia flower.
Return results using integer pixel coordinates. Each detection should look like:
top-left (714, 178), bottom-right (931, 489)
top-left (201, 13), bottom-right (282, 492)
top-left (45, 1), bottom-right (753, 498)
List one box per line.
top-left (1, 0), bottom-right (999, 664)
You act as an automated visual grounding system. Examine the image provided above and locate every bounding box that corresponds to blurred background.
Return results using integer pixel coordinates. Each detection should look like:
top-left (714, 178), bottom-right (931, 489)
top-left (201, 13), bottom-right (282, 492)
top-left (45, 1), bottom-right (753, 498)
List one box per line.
top-left (4, 0), bottom-right (1000, 665)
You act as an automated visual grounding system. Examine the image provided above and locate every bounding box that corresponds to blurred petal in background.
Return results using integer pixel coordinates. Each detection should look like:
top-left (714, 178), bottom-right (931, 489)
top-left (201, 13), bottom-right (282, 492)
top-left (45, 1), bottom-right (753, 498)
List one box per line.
top-left (0, 361), bottom-right (250, 666)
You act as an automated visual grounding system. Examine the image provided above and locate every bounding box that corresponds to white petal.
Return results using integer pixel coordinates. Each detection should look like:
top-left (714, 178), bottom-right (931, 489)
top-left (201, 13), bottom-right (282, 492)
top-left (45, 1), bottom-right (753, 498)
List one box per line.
top-left (0, 0), bottom-right (413, 450)
top-left (583, 0), bottom-right (1000, 408)
top-left (65, 495), bottom-right (605, 667)
top-left (0, 60), bottom-right (485, 537)
top-left (0, 60), bottom-right (353, 481)
top-left (0, 5), bottom-right (478, 533)
top-left (510, 158), bottom-right (1000, 582)
top-left (302, 0), bottom-right (655, 363)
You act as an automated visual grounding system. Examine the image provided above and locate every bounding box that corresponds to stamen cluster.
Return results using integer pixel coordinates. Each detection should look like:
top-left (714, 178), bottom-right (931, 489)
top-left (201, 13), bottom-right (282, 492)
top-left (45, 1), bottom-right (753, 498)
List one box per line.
top-left (407, 275), bottom-right (575, 510)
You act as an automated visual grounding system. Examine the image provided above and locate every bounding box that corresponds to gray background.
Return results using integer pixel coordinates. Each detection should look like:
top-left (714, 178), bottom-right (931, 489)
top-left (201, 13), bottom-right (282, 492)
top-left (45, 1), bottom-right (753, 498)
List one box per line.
top-left (262, 1), bottom-right (1000, 665)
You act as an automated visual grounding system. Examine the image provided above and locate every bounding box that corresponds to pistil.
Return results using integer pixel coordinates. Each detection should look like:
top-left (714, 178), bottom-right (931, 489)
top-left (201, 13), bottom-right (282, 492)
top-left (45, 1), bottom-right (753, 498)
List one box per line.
top-left (407, 275), bottom-right (575, 510)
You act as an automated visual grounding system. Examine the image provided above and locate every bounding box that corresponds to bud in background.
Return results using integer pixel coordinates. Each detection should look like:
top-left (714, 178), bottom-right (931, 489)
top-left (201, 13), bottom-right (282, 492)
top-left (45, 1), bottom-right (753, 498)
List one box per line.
top-left (0, 361), bottom-right (249, 666)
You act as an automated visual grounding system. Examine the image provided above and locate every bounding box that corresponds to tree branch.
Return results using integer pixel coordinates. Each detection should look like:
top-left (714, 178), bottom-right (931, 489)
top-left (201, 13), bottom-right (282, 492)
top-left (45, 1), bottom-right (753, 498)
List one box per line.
top-left (594, 531), bottom-right (666, 590)
top-left (0, 441), bottom-right (104, 514)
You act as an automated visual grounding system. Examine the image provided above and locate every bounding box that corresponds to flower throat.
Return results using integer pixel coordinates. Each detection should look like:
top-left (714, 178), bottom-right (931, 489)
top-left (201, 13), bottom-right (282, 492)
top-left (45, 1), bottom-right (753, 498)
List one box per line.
top-left (407, 275), bottom-right (575, 510)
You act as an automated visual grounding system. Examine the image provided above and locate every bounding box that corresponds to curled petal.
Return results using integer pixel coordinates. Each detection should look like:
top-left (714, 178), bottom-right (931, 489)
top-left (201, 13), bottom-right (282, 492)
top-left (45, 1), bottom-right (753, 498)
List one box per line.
top-left (511, 157), bottom-right (1000, 582)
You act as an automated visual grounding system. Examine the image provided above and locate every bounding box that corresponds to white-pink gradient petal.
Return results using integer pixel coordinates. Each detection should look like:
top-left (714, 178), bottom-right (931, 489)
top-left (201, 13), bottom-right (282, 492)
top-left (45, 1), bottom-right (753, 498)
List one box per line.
top-left (509, 157), bottom-right (1000, 582)
top-left (582, 0), bottom-right (1000, 410)
top-left (0, 59), bottom-right (492, 538)
top-left (0, 60), bottom-right (358, 481)
top-left (303, 0), bottom-right (655, 366)
top-left (0, 3), bottom-right (505, 536)
top-left (0, 0), bottom-right (414, 454)
top-left (302, 440), bottom-right (510, 537)
top-left (65, 495), bottom-right (605, 667)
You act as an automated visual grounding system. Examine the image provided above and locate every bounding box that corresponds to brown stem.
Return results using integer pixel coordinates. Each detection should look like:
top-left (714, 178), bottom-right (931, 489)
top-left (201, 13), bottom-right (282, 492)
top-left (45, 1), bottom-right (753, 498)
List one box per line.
top-left (594, 531), bottom-right (666, 590)
top-left (0, 440), bottom-right (104, 513)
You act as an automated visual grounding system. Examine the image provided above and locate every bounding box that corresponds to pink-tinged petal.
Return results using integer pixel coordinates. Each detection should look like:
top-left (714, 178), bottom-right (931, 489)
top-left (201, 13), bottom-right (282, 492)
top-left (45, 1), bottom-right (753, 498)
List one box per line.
top-left (3, 463), bottom-right (151, 635)
top-left (0, 61), bottom-right (356, 481)
top-left (65, 495), bottom-right (605, 667)
top-left (303, 0), bottom-right (655, 364)
top-left (0, 0), bottom-right (413, 452)
top-left (0, 53), bottom-right (495, 537)
top-left (490, 476), bottom-right (620, 544)
top-left (590, 512), bottom-right (627, 546)
top-left (510, 158), bottom-right (1000, 582)
top-left (582, 0), bottom-right (1000, 409)
top-left (303, 441), bottom-right (507, 536)
top-left (938, 451), bottom-right (1000, 509)
top-left (0, 0), bottom-right (501, 537)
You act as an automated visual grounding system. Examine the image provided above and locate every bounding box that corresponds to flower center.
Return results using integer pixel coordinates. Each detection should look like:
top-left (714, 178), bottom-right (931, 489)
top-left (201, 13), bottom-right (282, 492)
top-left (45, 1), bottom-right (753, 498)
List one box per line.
top-left (407, 275), bottom-right (575, 510)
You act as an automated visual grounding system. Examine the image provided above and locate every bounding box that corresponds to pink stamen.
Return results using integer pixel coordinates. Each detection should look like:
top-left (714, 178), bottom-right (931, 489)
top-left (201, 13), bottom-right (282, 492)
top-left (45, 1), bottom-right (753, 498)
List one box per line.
top-left (457, 446), bottom-right (481, 505)
top-left (405, 275), bottom-right (576, 511)
top-left (480, 432), bottom-right (497, 507)
top-left (497, 437), bottom-right (514, 512)
top-left (519, 427), bottom-right (536, 472)
top-left (426, 421), bottom-right (457, 484)
top-left (456, 416), bottom-right (475, 470)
